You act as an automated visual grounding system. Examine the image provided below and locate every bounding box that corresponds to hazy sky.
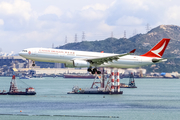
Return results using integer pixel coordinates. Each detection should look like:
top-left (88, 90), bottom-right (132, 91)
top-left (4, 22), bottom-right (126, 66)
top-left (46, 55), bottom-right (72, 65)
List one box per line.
top-left (0, 0), bottom-right (180, 53)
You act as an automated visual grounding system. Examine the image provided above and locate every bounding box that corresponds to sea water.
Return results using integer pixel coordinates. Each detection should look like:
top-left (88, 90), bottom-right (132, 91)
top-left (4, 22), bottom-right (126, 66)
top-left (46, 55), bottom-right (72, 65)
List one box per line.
top-left (0, 77), bottom-right (180, 120)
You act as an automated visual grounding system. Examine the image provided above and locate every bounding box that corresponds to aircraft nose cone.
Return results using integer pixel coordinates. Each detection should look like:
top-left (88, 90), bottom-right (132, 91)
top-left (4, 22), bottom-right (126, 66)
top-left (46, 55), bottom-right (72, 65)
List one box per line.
top-left (19, 52), bottom-right (23, 56)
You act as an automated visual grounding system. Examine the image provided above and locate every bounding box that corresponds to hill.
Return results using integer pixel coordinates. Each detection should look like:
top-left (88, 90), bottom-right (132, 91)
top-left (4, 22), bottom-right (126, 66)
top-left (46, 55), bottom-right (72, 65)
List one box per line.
top-left (57, 25), bottom-right (180, 73)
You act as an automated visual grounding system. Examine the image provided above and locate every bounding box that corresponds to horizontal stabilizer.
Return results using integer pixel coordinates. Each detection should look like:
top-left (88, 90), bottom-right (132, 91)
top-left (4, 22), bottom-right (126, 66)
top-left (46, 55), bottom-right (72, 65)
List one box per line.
top-left (152, 58), bottom-right (167, 63)
top-left (130, 49), bottom-right (136, 53)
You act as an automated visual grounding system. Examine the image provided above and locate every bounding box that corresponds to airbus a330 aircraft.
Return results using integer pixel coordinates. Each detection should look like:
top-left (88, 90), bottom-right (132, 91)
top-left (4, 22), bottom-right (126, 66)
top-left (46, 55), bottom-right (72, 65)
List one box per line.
top-left (19, 38), bottom-right (170, 74)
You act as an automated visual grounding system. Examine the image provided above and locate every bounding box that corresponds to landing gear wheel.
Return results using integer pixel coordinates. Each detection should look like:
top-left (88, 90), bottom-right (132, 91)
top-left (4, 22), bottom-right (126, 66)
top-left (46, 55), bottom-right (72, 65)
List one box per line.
top-left (93, 68), bottom-right (97, 72)
top-left (91, 71), bottom-right (95, 74)
top-left (97, 71), bottom-right (101, 74)
top-left (87, 67), bottom-right (92, 72)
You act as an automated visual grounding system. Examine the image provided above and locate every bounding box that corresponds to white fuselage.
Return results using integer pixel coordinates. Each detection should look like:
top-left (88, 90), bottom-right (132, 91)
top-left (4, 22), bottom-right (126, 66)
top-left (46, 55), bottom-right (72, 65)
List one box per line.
top-left (19, 48), bottom-right (160, 68)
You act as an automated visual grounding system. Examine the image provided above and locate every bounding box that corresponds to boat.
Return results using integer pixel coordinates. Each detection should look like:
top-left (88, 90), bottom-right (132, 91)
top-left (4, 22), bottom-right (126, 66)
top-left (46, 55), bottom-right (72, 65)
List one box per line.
top-left (7, 75), bottom-right (36, 95)
top-left (8, 87), bottom-right (36, 95)
top-left (63, 74), bottom-right (95, 79)
top-left (19, 75), bottom-right (30, 79)
top-left (0, 90), bottom-right (8, 95)
top-left (120, 73), bottom-right (137, 88)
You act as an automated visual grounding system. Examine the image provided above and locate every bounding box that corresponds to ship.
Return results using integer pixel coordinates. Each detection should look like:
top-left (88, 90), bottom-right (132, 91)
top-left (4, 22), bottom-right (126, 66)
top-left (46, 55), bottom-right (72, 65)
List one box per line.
top-left (63, 74), bottom-right (95, 79)
top-left (7, 75), bottom-right (36, 95)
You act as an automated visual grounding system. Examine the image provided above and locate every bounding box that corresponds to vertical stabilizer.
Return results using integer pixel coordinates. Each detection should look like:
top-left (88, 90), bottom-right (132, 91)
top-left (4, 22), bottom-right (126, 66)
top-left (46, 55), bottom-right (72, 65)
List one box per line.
top-left (140, 38), bottom-right (170, 58)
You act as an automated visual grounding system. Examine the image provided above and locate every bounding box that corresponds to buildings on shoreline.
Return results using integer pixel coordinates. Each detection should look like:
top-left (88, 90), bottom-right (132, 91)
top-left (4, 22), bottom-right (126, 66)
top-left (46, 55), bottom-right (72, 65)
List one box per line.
top-left (0, 56), bottom-right (179, 78)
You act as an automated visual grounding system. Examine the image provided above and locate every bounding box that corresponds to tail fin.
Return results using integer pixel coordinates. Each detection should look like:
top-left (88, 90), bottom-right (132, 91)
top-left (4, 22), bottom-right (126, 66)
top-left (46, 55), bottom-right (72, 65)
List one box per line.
top-left (140, 38), bottom-right (170, 58)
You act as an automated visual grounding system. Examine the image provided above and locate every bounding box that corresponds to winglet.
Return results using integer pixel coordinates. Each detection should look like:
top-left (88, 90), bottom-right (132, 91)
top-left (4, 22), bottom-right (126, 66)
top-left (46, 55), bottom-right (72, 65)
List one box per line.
top-left (129, 49), bottom-right (136, 53)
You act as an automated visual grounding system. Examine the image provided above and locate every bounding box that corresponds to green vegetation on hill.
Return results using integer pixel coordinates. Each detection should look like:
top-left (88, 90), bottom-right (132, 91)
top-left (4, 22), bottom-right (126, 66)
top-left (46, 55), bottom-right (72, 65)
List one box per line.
top-left (57, 25), bottom-right (180, 73)
top-left (58, 37), bottom-right (148, 55)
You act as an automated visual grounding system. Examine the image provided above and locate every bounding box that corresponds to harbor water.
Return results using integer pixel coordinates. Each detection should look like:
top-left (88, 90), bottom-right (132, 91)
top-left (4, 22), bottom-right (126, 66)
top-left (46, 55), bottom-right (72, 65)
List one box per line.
top-left (0, 77), bottom-right (180, 120)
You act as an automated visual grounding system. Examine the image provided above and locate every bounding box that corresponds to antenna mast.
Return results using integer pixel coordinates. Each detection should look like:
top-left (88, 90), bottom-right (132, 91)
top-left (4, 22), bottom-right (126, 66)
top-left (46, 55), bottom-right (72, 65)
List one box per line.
top-left (82, 31), bottom-right (85, 41)
top-left (75, 34), bottom-right (77, 43)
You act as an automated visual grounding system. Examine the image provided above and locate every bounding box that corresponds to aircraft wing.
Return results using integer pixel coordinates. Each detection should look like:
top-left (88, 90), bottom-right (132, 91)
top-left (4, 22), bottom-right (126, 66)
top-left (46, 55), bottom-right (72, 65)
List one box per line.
top-left (86, 49), bottom-right (136, 65)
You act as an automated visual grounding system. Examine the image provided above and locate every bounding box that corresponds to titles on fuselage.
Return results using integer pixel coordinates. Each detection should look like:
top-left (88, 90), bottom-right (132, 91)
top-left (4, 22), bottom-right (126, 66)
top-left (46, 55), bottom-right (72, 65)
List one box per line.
top-left (38, 49), bottom-right (75, 55)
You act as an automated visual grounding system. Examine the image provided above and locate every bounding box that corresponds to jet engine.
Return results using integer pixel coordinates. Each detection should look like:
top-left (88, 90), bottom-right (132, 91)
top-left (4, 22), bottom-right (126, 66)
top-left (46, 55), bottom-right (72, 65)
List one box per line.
top-left (64, 63), bottom-right (74, 68)
top-left (73, 60), bottom-right (90, 67)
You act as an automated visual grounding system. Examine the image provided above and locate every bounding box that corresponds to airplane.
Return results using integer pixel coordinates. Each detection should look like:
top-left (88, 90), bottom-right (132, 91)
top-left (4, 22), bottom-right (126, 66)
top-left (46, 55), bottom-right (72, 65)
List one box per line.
top-left (19, 38), bottom-right (170, 74)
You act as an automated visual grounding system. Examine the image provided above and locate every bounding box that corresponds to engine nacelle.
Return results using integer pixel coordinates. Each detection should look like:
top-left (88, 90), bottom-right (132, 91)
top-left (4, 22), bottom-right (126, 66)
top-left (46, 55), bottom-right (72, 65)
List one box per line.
top-left (73, 60), bottom-right (90, 67)
top-left (64, 63), bottom-right (74, 68)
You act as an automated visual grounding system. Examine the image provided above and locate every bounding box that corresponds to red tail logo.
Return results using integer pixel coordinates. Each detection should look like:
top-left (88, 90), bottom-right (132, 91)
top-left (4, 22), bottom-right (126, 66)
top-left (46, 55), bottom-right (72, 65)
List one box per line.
top-left (140, 38), bottom-right (170, 58)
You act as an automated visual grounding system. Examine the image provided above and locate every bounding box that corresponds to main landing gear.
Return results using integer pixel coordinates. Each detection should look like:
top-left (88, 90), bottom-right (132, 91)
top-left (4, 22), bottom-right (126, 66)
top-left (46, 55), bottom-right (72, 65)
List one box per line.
top-left (87, 67), bottom-right (101, 74)
top-left (32, 61), bottom-right (36, 67)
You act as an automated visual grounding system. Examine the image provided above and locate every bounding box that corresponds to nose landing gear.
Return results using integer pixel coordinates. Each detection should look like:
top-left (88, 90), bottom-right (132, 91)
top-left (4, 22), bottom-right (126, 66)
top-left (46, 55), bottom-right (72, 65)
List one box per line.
top-left (32, 61), bottom-right (36, 67)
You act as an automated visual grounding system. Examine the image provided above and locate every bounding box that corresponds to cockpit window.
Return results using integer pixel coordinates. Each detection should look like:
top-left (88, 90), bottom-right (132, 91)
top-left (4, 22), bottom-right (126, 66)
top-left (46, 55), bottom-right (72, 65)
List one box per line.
top-left (22, 50), bottom-right (27, 52)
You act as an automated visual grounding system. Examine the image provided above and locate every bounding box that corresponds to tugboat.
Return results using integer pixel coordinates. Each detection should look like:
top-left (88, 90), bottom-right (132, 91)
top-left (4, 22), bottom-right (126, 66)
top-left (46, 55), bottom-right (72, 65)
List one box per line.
top-left (120, 73), bottom-right (137, 88)
top-left (7, 75), bottom-right (36, 95)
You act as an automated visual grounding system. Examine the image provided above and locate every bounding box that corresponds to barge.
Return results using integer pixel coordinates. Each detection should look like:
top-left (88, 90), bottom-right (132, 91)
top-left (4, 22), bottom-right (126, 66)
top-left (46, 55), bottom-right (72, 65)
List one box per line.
top-left (0, 75), bottom-right (36, 95)
top-left (67, 86), bottom-right (123, 94)
top-left (8, 75), bottom-right (36, 95)
top-left (67, 69), bottom-right (123, 94)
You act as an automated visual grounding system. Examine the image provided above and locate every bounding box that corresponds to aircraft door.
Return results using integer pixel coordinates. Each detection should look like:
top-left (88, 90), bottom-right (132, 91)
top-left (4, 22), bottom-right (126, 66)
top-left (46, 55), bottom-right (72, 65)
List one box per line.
top-left (31, 49), bottom-right (37, 56)
top-left (58, 52), bottom-right (64, 57)
top-left (138, 57), bottom-right (142, 64)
